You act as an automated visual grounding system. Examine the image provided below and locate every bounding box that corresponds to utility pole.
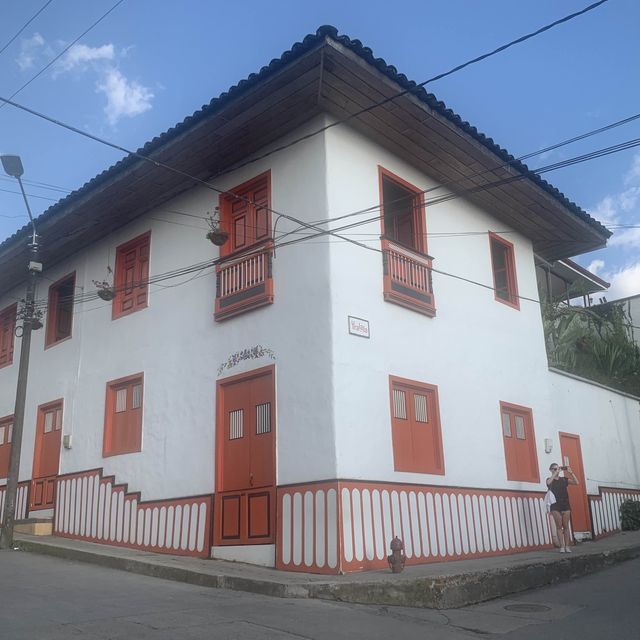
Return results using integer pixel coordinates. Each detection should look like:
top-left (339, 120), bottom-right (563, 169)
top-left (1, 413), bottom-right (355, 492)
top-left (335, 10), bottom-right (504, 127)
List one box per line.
top-left (0, 155), bottom-right (41, 550)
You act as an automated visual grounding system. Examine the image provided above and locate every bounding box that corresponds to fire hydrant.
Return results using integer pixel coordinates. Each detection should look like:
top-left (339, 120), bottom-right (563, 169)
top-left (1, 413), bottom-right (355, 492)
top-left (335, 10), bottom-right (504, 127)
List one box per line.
top-left (387, 536), bottom-right (406, 573)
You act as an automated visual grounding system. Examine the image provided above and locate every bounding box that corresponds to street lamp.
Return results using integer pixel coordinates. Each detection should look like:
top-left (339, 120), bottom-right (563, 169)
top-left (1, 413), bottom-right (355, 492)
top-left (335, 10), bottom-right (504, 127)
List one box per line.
top-left (0, 155), bottom-right (41, 550)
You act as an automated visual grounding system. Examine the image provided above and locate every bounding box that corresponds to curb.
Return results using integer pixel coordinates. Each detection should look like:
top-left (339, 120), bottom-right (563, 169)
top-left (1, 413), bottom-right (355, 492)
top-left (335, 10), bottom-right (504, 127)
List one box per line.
top-left (307, 545), bottom-right (640, 608)
top-left (15, 538), bottom-right (310, 600)
top-left (15, 537), bottom-right (640, 609)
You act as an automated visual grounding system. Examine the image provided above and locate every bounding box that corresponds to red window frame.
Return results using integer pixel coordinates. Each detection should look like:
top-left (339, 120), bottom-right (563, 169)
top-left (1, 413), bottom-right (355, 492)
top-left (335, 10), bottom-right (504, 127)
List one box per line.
top-left (0, 303), bottom-right (17, 368)
top-left (389, 375), bottom-right (445, 474)
top-left (103, 373), bottom-right (144, 457)
top-left (219, 171), bottom-right (272, 258)
top-left (489, 232), bottom-right (519, 309)
top-left (0, 414), bottom-right (14, 478)
top-left (112, 231), bottom-right (151, 320)
top-left (378, 167), bottom-right (427, 254)
top-left (500, 401), bottom-right (540, 483)
top-left (45, 272), bottom-right (75, 348)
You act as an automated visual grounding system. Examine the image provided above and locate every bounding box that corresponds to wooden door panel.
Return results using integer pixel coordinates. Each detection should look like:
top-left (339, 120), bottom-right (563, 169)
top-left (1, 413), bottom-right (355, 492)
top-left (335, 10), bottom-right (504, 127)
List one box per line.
top-left (33, 403), bottom-right (62, 479)
top-left (559, 433), bottom-right (591, 532)
top-left (220, 495), bottom-right (242, 541)
top-left (249, 375), bottom-right (275, 488)
top-left (247, 491), bottom-right (271, 539)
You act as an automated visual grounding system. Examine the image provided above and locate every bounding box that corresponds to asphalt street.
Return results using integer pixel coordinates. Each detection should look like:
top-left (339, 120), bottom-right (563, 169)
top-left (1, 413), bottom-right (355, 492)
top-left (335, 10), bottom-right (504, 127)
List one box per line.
top-left (0, 551), bottom-right (638, 639)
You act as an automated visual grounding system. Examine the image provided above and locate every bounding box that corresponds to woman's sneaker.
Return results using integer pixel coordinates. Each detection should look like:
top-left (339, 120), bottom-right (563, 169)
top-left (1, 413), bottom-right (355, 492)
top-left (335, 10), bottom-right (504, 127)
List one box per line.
top-left (560, 547), bottom-right (566, 553)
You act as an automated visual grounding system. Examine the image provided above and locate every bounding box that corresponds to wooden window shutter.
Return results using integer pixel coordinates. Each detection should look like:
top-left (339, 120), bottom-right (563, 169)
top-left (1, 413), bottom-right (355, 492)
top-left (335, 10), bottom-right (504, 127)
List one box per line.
top-left (0, 305), bottom-right (16, 367)
top-left (113, 232), bottom-right (151, 319)
top-left (389, 376), bottom-right (444, 475)
top-left (104, 374), bottom-right (144, 456)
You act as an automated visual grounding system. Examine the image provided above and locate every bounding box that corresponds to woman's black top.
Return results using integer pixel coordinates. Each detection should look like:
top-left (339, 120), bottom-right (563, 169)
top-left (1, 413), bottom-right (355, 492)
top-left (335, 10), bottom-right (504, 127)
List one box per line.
top-left (548, 477), bottom-right (570, 511)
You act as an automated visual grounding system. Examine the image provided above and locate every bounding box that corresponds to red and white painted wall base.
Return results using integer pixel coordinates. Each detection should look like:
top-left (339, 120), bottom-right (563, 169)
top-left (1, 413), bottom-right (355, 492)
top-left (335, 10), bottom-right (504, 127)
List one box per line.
top-left (589, 487), bottom-right (640, 539)
top-left (277, 480), bottom-right (553, 574)
top-left (53, 469), bottom-right (213, 558)
top-left (0, 481), bottom-right (30, 523)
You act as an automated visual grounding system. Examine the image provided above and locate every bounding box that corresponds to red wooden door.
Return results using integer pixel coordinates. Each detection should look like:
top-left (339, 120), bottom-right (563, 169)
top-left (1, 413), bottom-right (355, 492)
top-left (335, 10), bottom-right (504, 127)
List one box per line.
top-left (31, 401), bottom-right (63, 509)
top-left (559, 432), bottom-right (591, 534)
top-left (216, 366), bottom-right (275, 545)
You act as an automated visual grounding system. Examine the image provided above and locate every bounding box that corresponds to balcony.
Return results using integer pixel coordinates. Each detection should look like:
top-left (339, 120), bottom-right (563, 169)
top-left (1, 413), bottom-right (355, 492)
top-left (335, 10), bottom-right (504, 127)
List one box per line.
top-left (215, 241), bottom-right (274, 321)
top-left (382, 238), bottom-right (436, 317)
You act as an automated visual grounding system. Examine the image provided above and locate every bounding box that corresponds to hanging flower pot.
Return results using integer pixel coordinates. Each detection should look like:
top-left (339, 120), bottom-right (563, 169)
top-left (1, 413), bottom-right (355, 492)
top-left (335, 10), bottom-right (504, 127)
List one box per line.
top-left (93, 276), bottom-right (115, 301)
top-left (97, 287), bottom-right (116, 301)
top-left (206, 207), bottom-right (229, 247)
top-left (31, 311), bottom-right (44, 331)
top-left (206, 229), bottom-right (229, 246)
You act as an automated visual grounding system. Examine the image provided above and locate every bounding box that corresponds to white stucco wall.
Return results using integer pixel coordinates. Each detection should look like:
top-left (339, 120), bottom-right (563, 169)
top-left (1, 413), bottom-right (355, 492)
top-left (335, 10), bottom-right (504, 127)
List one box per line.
top-left (0, 115), bottom-right (337, 499)
top-left (548, 369), bottom-right (640, 494)
top-left (2, 113), bottom-right (638, 512)
top-left (324, 124), bottom-right (559, 492)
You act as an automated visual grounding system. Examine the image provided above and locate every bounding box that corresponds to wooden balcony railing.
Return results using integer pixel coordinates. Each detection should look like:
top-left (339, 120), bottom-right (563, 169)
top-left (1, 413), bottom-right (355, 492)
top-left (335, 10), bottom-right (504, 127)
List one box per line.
top-left (215, 242), bottom-right (274, 321)
top-left (382, 238), bottom-right (436, 316)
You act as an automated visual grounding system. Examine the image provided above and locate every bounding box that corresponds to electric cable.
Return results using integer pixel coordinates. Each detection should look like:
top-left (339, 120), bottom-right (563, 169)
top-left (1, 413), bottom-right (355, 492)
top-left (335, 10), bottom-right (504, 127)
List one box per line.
top-left (3, 91), bottom-right (639, 258)
top-left (208, 1), bottom-right (610, 178)
top-left (0, 0), bottom-right (55, 56)
top-left (0, 0), bottom-right (126, 111)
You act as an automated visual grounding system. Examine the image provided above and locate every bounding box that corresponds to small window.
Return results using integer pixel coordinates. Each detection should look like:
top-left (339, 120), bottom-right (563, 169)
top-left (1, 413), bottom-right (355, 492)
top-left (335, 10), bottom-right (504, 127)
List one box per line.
top-left (45, 273), bottom-right (75, 347)
top-left (113, 232), bottom-right (151, 320)
top-left (389, 376), bottom-right (444, 474)
top-left (0, 415), bottom-right (13, 478)
top-left (229, 409), bottom-right (244, 440)
top-left (501, 412), bottom-right (512, 437)
top-left (393, 389), bottom-right (407, 420)
top-left (0, 304), bottom-right (17, 368)
top-left (256, 403), bottom-right (271, 434)
top-left (500, 402), bottom-right (539, 482)
top-left (489, 233), bottom-right (519, 309)
top-left (103, 374), bottom-right (144, 456)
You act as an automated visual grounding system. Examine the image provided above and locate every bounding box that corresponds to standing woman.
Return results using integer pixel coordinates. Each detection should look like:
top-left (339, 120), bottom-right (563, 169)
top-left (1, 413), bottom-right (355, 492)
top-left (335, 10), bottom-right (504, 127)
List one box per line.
top-left (547, 463), bottom-right (579, 552)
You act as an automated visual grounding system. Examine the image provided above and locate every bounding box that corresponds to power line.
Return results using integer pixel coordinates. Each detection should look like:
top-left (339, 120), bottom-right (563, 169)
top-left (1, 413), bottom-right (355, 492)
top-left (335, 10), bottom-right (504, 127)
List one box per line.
top-left (210, 1), bottom-right (610, 178)
top-left (0, 0), bottom-right (55, 56)
top-left (0, 94), bottom-right (378, 258)
top-left (281, 111), bottom-right (640, 240)
top-left (0, 0), bottom-right (126, 111)
top-left (272, 135), bottom-right (640, 250)
top-left (2, 92), bottom-right (637, 253)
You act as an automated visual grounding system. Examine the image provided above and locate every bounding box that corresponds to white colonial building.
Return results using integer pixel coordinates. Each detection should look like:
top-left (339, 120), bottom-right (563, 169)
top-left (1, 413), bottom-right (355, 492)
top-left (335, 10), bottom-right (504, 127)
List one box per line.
top-left (1, 26), bottom-right (639, 573)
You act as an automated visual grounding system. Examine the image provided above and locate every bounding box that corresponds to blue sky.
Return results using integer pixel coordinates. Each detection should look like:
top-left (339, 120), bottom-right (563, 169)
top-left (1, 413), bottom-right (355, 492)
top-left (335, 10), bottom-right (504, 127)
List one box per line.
top-left (1, 0), bottom-right (639, 299)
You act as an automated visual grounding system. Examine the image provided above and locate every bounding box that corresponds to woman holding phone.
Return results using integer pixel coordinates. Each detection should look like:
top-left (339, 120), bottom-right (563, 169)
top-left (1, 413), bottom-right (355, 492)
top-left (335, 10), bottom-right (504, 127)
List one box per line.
top-left (547, 463), bottom-right (579, 552)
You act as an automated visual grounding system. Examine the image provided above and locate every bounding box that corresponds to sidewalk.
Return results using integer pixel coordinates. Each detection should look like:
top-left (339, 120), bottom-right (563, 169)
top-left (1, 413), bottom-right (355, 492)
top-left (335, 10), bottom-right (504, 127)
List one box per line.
top-left (14, 531), bottom-right (640, 609)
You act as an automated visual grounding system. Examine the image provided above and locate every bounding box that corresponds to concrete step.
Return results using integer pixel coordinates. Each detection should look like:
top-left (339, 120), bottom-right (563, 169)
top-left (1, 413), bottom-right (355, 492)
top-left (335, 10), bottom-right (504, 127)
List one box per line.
top-left (14, 518), bottom-right (53, 536)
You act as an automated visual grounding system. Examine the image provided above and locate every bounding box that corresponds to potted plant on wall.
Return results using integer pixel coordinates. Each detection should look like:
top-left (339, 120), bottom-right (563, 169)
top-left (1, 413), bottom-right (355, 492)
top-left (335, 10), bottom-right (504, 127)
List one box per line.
top-left (206, 207), bottom-right (229, 247)
top-left (93, 266), bottom-right (115, 301)
top-left (31, 309), bottom-right (44, 330)
top-left (17, 300), bottom-right (44, 330)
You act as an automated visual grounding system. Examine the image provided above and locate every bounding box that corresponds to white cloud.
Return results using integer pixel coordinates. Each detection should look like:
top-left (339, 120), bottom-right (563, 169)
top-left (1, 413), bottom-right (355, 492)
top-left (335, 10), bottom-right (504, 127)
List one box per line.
top-left (605, 262), bottom-right (640, 300)
top-left (610, 226), bottom-right (640, 249)
top-left (589, 155), bottom-right (640, 251)
top-left (16, 33), bottom-right (154, 126)
top-left (624, 153), bottom-right (640, 185)
top-left (16, 32), bottom-right (48, 70)
top-left (587, 259), bottom-right (605, 275)
top-left (97, 68), bottom-right (154, 125)
top-left (55, 43), bottom-right (114, 74)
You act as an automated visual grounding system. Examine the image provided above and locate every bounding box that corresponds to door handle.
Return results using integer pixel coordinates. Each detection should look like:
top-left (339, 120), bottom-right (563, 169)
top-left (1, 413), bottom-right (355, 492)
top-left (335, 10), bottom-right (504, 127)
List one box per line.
top-left (249, 473), bottom-right (254, 487)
